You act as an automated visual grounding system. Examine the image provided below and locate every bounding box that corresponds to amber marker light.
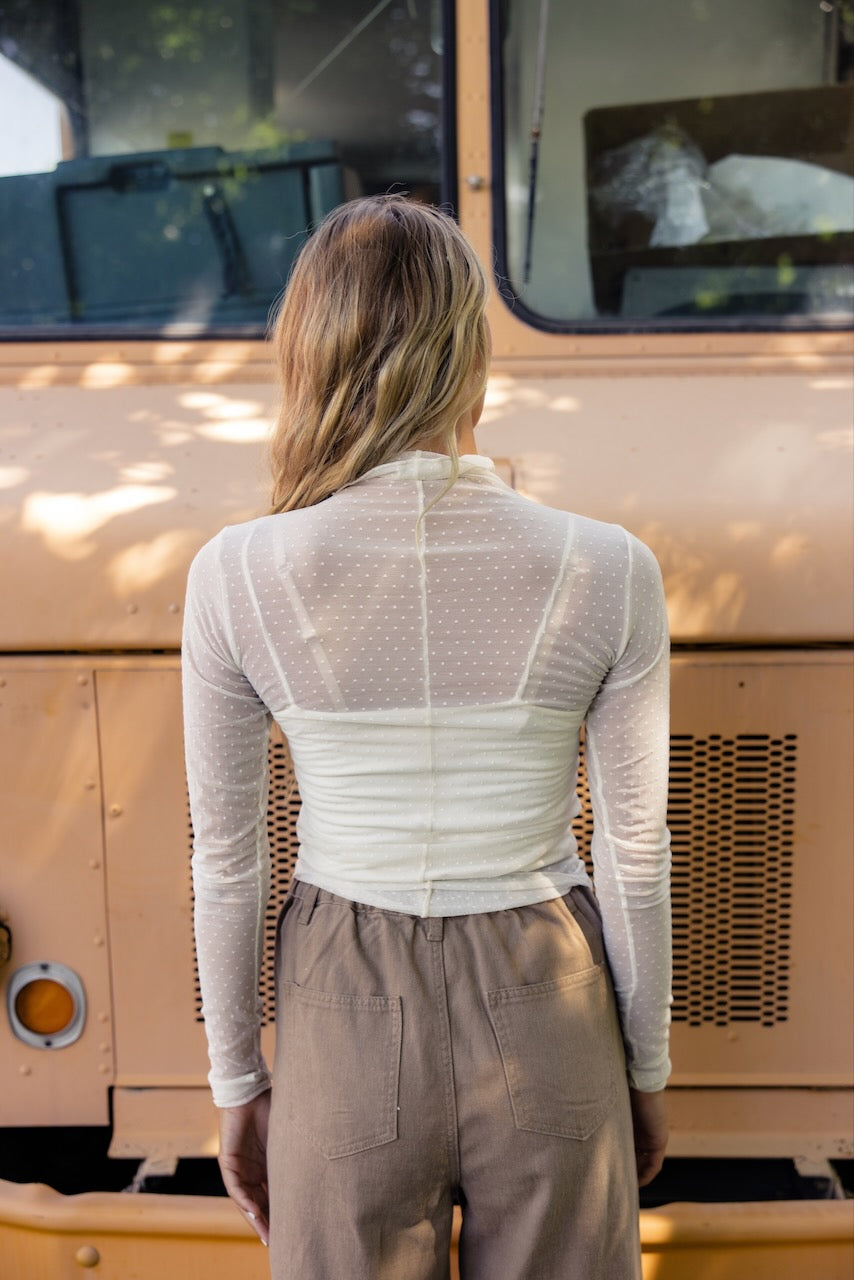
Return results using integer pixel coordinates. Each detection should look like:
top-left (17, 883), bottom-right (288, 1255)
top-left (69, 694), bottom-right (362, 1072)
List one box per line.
top-left (16, 978), bottom-right (74, 1033)
top-left (7, 962), bottom-right (86, 1049)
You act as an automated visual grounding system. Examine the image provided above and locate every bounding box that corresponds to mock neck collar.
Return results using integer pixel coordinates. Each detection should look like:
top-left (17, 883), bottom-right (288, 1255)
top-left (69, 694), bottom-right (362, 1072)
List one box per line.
top-left (353, 451), bottom-right (498, 485)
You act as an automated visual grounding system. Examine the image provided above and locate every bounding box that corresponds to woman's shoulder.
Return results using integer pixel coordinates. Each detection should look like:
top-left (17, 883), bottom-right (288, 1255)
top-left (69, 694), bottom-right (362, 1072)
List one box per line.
top-left (192, 507), bottom-right (301, 559)
top-left (573, 512), bottom-right (658, 563)
top-left (519, 497), bottom-right (661, 580)
top-left (511, 493), bottom-right (629, 551)
top-left (186, 513), bottom-right (277, 585)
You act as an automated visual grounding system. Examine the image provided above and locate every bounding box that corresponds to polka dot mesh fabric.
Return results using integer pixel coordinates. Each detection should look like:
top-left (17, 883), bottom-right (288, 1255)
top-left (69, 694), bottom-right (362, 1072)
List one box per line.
top-left (182, 453), bottom-right (672, 1106)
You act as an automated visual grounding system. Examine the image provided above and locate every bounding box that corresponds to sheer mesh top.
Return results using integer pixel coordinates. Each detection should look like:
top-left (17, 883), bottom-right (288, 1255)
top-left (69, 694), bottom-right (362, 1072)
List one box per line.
top-left (182, 452), bottom-right (672, 1106)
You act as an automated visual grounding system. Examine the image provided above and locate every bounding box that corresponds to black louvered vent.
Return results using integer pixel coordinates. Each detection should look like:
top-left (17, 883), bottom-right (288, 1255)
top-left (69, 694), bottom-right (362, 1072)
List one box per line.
top-left (669, 733), bottom-right (795, 1026)
top-left (191, 731), bottom-right (796, 1027)
top-left (191, 735), bottom-right (300, 1025)
top-left (573, 732), bottom-right (796, 1026)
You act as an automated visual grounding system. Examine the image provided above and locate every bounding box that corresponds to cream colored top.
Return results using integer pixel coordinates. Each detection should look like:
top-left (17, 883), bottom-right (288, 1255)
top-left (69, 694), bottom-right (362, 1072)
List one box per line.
top-left (182, 452), bottom-right (672, 1106)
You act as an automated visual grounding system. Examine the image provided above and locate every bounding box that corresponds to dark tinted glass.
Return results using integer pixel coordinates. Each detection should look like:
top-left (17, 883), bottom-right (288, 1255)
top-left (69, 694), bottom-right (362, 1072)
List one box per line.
top-left (0, 0), bottom-right (445, 333)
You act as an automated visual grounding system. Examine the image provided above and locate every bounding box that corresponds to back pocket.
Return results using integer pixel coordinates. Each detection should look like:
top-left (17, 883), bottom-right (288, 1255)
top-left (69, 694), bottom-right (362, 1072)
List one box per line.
top-left (487, 965), bottom-right (618, 1140)
top-left (281, 981), bottom-right (402, 1159)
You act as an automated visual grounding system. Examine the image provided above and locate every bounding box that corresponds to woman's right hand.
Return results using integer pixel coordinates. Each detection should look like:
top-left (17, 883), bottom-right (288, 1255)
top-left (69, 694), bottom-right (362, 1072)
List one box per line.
top-left (217, 1089), bottom-right (272, 1245)
top-left (629, 1087), bottom-right (668, 1187)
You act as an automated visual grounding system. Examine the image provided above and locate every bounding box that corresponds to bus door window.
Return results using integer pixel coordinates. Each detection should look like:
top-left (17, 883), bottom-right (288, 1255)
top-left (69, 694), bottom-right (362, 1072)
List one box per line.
top-left (496, 0), bottom-right (853, 328)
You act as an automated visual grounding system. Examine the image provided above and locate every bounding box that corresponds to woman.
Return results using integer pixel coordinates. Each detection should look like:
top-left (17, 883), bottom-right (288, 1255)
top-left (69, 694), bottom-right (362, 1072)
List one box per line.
top-left (183, 195), bottom-right (671, 1279)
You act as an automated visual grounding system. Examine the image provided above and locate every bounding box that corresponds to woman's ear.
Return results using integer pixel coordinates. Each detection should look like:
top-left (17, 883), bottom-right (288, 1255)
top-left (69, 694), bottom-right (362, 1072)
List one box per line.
top-left (470, 390), bottom-right (486, 429)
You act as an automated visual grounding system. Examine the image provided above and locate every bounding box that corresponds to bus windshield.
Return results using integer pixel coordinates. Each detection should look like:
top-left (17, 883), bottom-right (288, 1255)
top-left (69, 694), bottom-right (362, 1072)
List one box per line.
top-left (0, 0), bottom-right (446, 336)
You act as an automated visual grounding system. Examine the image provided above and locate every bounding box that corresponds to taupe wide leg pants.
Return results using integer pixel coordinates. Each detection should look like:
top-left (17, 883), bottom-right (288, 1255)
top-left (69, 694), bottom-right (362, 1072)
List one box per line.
top-left (268, 880), bottom-right (642, 1280)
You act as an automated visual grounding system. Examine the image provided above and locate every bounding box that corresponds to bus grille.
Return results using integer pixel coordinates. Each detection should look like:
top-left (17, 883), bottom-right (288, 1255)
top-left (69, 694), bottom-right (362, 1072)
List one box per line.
top-left (190, 731), bottom-right (796, 1029)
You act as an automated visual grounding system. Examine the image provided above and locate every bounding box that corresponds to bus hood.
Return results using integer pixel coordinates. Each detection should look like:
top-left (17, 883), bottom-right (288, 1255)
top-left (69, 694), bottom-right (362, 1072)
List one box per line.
top-left (0, 351), bottom-right (851, 649)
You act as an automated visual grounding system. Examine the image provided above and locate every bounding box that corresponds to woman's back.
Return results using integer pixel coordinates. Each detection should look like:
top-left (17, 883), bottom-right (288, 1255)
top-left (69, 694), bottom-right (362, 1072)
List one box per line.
top-left (184, 448), bottom-right (670, 1093)
top-left (228, 451), bottom-right (615, 715)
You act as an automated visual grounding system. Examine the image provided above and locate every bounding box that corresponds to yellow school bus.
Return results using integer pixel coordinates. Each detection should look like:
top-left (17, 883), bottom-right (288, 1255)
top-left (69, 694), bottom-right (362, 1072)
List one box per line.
top-left (1, 2), bottom-right (853, 1276)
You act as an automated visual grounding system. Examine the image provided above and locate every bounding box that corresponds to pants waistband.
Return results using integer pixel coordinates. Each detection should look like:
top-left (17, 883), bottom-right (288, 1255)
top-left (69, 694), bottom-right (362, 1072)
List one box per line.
top-left (293, 878), bottom-right (446, 936)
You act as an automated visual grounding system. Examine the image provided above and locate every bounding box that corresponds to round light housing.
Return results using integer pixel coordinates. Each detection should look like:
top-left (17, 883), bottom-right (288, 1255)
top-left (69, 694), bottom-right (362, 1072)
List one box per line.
top-left (7, 962), bottom-right (86, 1049)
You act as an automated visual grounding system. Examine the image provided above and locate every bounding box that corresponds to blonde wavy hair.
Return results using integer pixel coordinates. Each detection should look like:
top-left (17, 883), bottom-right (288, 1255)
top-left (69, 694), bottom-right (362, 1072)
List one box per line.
top-left (269, 195), bottom-right (490, 513)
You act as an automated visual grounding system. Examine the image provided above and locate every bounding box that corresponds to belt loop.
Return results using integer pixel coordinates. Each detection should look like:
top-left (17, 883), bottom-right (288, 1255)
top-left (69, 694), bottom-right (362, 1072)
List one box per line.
top-left (298, 883), bottom-right (320, 925)
top-left (425, 916), bottom-right (444, 942)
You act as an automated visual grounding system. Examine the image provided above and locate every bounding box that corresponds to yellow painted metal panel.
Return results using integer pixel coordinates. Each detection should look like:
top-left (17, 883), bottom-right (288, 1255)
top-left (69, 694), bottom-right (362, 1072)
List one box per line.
top-left (667, 653), bottom-right (854, 1087)
top-left (1, 368), bottom-right (851, 648)
top-left (110, 1089), bottom-right (218, 1161)
top-left (0, 1180), bottom-right (268, 1280)
top-left (481, 374), bottom-right (854, 644)
top-left (96, 667), bottom-right (210, 1089)
top-left (93, 652), bottom-right (853, 1126)
top-left (110, 1084), bottom-right (853, 1164)
top-left (0, 382), bottom-right (271, 651)
top-left (3, 650), bottom-right (846, 1146)
top-left (1, 1182), bottom-right (852, 1280)
top-left (665, 1089), bottom-right (854, 1160)
top-left (0, 667), bottom-right (112, 1126)
top-left (639, 1201), bottom-right (854, 1280)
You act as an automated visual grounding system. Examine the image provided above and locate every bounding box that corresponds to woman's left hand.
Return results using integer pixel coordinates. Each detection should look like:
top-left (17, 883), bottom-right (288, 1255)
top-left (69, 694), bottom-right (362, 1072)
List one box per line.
top-left (629, 1086), bottom-right (668, 1187)
top-left (217, 1088), bottom-right (272, 1245)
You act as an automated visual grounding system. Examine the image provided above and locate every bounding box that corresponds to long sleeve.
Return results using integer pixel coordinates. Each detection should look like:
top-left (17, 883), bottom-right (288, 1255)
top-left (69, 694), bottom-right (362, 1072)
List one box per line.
top-left (585, 532), bottom-right (672, 1092)
top-left (182, 534), bottom-right (273, 1108)
top-left (179, 460), bottom-right (673, 1101)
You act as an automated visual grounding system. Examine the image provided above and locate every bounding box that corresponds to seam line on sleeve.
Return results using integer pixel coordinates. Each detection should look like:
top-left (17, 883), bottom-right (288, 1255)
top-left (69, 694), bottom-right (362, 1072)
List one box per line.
top-left (240, 535), bottom-right (297, 706)
top-left (514, 516), bottom-right (577, 702)
top-left (603, 631), bottom-right (670, 692)
top-left (613, 527), bottom-right (635, 665)
top-left (585, 723), bottom-right (639, 1019)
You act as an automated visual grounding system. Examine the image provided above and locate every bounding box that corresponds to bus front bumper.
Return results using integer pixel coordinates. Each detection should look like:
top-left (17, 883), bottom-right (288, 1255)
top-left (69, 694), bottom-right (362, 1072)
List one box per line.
top-left (1, 1178), bottom-right (853, 1280)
